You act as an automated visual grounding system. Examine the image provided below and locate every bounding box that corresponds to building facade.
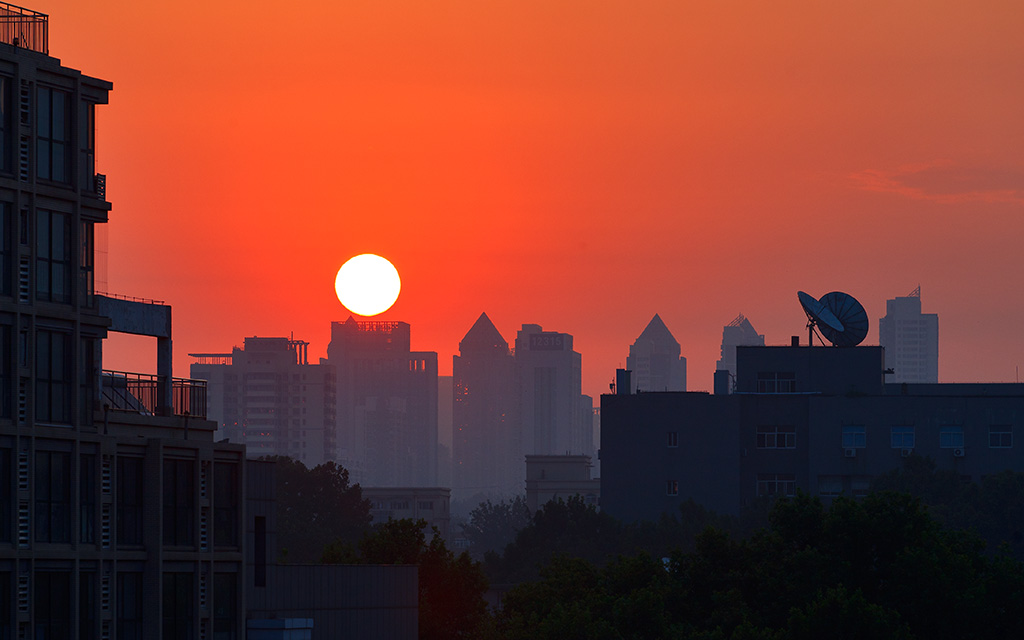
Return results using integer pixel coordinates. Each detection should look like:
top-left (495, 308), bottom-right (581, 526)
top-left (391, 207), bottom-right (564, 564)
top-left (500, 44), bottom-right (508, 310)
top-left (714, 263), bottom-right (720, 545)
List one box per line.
top-left (626, 314), bottom-right (686, 393)
top-left (602, 344), bottom-right (1024, 522)
top-left (524, 454), bottom-right (599, 513)
top-left (327, 317), bottom-right (438, 487)
top-left (190, 336), bottom-right (337, 468)
top-left (715, 313), bottom-right (764, 387)
top-left (879, 287), bottom-right (938, 383)
top-left (452, 313), bottom-right (519, 501)
top-left (0, 14), bottom-right (246, 639)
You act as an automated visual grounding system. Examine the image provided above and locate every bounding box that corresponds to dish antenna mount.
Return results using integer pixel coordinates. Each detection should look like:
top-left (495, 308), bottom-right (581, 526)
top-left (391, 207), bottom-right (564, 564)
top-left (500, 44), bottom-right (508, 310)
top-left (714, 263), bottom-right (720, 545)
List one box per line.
top-left (797, 291), bottom-right (869, 347)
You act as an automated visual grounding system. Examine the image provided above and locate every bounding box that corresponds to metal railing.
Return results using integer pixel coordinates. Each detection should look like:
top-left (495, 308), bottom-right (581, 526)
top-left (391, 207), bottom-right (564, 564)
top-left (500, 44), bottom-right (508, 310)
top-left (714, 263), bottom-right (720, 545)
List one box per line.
top-left (102, 370), bottom-right (207, 419)
top-left (0, 3), bottom-right (47, 54)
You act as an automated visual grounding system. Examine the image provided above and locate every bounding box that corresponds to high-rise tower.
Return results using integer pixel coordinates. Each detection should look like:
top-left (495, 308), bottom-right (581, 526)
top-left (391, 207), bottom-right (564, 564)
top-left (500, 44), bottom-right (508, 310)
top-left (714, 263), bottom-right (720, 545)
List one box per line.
top-left (879, 286), bottom-right (938, 383)
top-left (626, 314), bottom-right (686, 392)
top-left (716, 314), bottom-right (765, 381)
top-left (452, 313), bottom-right (518, 501)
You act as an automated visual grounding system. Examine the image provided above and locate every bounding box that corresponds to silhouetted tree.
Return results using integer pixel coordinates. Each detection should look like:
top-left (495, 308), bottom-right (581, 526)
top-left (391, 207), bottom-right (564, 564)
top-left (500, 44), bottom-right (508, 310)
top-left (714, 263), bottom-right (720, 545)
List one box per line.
top-left (324, 518), bottom-right (490, 640)
top-left (461, 495), bottom-right (532, 558)
top-left (264, 456), bottom-right (371, 563)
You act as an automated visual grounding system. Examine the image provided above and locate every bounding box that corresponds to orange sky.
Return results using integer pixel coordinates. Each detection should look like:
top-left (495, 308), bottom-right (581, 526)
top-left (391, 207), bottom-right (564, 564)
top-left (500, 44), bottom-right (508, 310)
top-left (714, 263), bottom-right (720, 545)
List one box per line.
top-left (38, 1), bottom-right (1024, 398)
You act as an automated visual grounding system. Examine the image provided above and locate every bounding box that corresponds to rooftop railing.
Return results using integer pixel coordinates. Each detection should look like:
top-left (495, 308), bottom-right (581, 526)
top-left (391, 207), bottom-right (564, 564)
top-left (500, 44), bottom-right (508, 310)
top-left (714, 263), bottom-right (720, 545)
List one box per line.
top-left (0, 3), bottom-right (47, 54)
top-left (102, 370), bottom-right (207, 419)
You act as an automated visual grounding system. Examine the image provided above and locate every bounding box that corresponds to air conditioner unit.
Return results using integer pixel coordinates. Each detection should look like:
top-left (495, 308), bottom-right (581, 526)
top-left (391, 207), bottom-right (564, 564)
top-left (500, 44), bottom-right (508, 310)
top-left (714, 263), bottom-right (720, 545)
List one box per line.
top-left (844, 448), bottom-right (857, 458)
top-left (901, 449), bottom-right (913, 457)
top-left (953, 448), bottom-right (965, 458)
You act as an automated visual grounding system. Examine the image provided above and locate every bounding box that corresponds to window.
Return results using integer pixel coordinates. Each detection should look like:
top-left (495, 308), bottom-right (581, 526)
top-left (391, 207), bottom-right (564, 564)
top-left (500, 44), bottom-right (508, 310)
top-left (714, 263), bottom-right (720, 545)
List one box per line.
top-left (163, 572), bottom-right (195, 640)
top-left (756, 372), bottom-right (796, 393)
top-left (80, 454), bottom-right (97, 544)
top-left (35, 450), bottom-right (71, 543)
top-left (80, 221), bottom-right (94, 304)
top-left (818, 475), bottom-right (843, 497)
top-left (80, 571), bottom-right (96, 640)
top-left (0, 449), bottom-right (9, 543)
top-left (667, 431), bottom-right (678, 448)
top-left (0, 325), bottom-right (10, 419)
top-left (36, 210), bottom-right (72, 303)
top-left (163, 459), bottom-right (195, 546)
top-left (0, 202), bottom-right (10, 297)
top-left (666, 480), bottom-right (679, 496)
top-left (417, 501), bottom-right (434, 510)
top-left (34, 571), bottom-right (71, 640)
top-left (757, 473), bottom-right (796, 497)
top-left (757, 425), bottom-right (796, 449)
top-left (213, 462), bottom-right (239, 548)
top-left (939, 426), bottom-right (964, 449)
top-left (0, 76), bottom-right (9, 173)
top-left (213, 573), bottom-right (238, 640)
top-left (117, 457), bottom-right (143, 546)
top-left (117, 573), bottom-right (143, 640)
top-left (842, 425), bottom-right (866, 449)
top-left (35, 329), bottom-right (72, 423)
top-left (890, 426), bottom-right (915, 449)
top-left (36, 86), bottom-right (71, 183)
top-left (851, 477), bottom-right (872, 498)
top-left (989, 425), bottom-right (1012, 448)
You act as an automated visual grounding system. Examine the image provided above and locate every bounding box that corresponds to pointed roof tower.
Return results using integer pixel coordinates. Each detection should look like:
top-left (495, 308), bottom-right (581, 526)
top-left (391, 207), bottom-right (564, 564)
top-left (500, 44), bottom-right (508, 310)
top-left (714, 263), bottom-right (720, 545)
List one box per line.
top-left (633, 314), bottom-right (680, 354)
top-left (459, 312), bottom-right (509, 353)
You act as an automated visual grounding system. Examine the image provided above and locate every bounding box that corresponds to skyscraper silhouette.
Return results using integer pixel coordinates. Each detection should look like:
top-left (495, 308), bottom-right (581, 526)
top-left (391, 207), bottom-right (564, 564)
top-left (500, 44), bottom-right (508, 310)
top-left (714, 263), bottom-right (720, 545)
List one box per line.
top-left (879, 286), bottom-right (938, 383)
top-left (626, 314), bottom-right (687, 392)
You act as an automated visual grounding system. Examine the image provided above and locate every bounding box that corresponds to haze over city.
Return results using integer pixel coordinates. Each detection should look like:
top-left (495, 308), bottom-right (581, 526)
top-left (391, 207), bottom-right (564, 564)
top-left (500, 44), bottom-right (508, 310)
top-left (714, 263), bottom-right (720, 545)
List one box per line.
top-left (40, 1), bottom-right (1024, 397)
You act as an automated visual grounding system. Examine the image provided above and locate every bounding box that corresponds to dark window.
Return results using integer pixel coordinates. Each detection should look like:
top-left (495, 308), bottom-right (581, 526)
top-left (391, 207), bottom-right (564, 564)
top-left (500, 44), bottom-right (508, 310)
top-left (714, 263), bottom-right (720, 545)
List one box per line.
top-left (939, 426), bottom-right (964, 449)
top-left (890, 426), bottom-right (915, 449)
top-left (116, 573), bottom-right (143, 640)
top-left (163, 459), bottom-right (195, 546)
top-left (36, 87), bottom-right (71, 183)
top-left (842, 426), bottom-right (866, 449)
top-left (79, 222), bottom-right (94, 305)
top-left (0, 76), bottom-right (10, 173)
top-left (34, 571), bottom-right (71, 640)
top-left (79, 571), bottom-right (96, 640)
top-left (989, 425), bottom-right (1012, 448)
top-left (756, 372), bottom-right (796, 393)
top-left (0, 325), bottom-right (10, 419)
top-left (0, 571), bottom-right (10, 640)
top-left (116, 457), bottom-right (143, 545)
top-left (254, 516), bottom-right (267, 588)
top-left (35, 210), bottom-right (72, 304)
top-left (163, 573), bottom-right (195, 640)
top-left (35, 329), bottom-right (71, 423)
top-left (80, 453), bottom-right (96, 544)
top-left (35, 450), bottom-right (71, 543)
top-left (214, 462), bottom-right (239, 547)
top-left (213, 574), bottom-right (238, 640)
top-left (757, 425), bottom-right (796, 449)
top-left (666, 480), bottom-right (678, 496)
top-left (756, 473), bottom-right (796, 497)
top-left (667, 431), bottom-right (678, 447)
top-left (79, 336), bottom-right (96, 425)
top-left (0, 202), bottom-right (10, 297)
top-left (0, 449), bottom-right (9, 543)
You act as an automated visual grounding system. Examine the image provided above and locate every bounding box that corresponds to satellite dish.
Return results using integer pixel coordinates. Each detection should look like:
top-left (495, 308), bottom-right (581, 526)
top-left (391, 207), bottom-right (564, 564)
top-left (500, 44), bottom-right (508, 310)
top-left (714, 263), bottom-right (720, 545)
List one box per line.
top-left (817, 291), bottom-right (869, 347)
top-left (798, 291), bottom-right (844, 334)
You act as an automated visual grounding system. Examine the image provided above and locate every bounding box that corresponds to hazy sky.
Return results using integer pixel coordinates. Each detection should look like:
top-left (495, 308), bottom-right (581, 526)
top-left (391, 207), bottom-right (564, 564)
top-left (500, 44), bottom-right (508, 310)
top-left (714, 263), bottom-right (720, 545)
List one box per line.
top-left (39, 1), bottom-right (1024, 397)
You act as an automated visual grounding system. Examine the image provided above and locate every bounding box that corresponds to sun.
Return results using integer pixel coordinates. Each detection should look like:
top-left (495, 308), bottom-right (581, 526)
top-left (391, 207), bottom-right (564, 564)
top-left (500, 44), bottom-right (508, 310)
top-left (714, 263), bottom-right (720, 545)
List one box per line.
top-left (334, 254), bottom-right (402, 316)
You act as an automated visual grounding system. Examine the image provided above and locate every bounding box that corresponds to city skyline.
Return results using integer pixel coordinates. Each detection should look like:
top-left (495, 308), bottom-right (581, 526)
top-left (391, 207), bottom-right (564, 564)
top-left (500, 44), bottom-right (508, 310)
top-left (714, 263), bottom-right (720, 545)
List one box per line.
top-left (38, 1), bottom-right (1024, 398)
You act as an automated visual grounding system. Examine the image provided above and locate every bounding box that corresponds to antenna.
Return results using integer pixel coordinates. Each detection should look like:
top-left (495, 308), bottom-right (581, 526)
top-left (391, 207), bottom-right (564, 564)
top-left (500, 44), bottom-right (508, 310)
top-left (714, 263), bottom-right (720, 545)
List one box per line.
top-left (797, 291), bottom-right (869, 347)
top-left (798, 291), bottom-right (843, 346)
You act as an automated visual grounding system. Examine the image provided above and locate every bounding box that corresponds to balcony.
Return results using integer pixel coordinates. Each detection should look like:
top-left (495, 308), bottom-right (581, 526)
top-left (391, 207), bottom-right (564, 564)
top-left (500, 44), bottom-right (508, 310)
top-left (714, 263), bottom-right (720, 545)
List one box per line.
top-left (102, 370), bottom-right (207, 419)
top-left (0, 3), bottom-right (47, 54)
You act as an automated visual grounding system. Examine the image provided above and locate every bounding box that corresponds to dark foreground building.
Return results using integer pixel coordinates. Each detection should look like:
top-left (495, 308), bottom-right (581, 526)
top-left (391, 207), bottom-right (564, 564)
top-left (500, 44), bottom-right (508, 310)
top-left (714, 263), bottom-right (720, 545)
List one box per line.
top-left (602, 344), bottom-right (1024, 521)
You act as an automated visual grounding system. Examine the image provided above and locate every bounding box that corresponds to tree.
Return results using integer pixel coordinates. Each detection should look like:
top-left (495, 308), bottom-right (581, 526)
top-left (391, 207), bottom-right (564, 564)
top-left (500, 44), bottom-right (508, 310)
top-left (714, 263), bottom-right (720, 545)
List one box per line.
top-left (325, 518), bottom-right (490, 640)
top-left (265, 456), bottom-right (371, 563)
top-left (461, 495), bottom-right (532, 558)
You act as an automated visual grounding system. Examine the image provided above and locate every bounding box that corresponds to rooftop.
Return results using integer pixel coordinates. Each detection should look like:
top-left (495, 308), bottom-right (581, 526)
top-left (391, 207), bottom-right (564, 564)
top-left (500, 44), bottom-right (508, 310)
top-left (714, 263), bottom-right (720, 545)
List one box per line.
top-left (0, 3), bottom-right (47, 55)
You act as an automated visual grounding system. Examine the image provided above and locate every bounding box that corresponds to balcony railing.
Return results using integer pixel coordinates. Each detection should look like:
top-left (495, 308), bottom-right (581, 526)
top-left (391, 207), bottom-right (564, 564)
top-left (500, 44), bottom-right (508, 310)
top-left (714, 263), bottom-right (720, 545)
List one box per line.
top-left (0, 3), bottom-right (47, 54)
top-left (102, 370), bottom-right (207, 419)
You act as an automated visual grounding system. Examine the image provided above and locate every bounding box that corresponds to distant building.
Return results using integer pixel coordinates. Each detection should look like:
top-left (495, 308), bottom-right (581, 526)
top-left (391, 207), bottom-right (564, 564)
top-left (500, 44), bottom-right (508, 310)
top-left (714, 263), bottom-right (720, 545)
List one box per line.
top-left (525, 455), bottom-right (600, 513)
top-left (515, 324), bottom-right (590, 459)
top-left (626, 314), bottom-right (686, 392)
top-left (603, 343), bottom-right (1024, 522)
top-left (327, 318), bottom-right (438, 487)
top-left (452, 313), bottom-right (519, 501)
top-left (190, 336), bottom-right (336, 467)
top-left (363, 487), bottom-right (452, 542)
top-left (715, 314), bottom-right (765, 386)
top-left (879, 286), bottom-right (938, 383)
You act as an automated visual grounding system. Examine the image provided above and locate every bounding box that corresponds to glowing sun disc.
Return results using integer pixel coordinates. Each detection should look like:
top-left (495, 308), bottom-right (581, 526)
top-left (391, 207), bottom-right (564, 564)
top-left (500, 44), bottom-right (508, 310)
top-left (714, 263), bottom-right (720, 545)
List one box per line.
top-left (335, 254), bottom-right (401, 316)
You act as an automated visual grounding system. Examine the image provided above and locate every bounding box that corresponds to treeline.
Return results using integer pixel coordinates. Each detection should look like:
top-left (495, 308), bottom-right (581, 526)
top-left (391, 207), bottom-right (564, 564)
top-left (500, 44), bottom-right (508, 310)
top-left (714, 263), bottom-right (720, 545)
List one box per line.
top-left (269, 456), bottom-right (1024, 639)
